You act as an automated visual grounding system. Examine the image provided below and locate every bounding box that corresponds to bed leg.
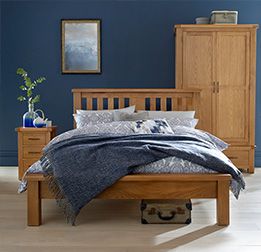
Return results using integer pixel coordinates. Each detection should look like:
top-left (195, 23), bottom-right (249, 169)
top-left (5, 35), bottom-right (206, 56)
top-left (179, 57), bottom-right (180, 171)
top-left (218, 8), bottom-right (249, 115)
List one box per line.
top-left (216, 180), bottom-right (230, 226)
top-left (27, 180), bottom-right (42, 226)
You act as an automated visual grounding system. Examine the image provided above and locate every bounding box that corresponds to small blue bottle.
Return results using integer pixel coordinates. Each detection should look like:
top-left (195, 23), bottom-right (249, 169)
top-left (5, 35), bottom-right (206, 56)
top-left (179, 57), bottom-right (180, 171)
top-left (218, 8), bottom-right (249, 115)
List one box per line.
top-left (23, 103), bottom-right (37, 127)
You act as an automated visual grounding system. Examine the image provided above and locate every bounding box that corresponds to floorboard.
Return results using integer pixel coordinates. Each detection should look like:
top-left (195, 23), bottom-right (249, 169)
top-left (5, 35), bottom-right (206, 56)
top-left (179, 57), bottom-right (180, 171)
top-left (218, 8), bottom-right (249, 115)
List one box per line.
top-left (1, 167), bottom-right (261, 252)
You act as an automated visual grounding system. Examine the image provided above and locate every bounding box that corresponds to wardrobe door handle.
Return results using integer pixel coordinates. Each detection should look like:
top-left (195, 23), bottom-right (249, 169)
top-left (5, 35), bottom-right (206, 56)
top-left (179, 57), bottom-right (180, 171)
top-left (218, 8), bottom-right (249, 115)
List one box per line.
top-left (217, 81), bottom-right (220, 93)
top-left (212, 82), bottom-right (216, 93)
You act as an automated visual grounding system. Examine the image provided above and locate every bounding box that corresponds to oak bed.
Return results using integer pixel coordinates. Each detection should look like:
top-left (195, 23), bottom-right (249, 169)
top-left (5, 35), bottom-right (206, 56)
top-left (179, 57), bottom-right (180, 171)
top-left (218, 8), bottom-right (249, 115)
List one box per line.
top-left (25, 88), bottom-right (231, 226)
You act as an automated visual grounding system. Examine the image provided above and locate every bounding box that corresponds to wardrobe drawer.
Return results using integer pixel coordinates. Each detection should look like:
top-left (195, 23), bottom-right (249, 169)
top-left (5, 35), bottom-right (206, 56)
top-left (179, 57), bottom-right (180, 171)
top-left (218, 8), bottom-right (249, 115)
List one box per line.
top-left (22, 145), bottom-right (44, 158)
top-left (224, 150), bottom-right (249, 169)
top-left (23, 133), bottom-right (46, 145)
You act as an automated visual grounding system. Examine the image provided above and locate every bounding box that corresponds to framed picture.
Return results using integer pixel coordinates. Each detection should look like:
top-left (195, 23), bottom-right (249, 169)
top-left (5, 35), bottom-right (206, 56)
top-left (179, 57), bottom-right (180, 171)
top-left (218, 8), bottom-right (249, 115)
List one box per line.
top-left (61, 19), bottom-right (101, 73)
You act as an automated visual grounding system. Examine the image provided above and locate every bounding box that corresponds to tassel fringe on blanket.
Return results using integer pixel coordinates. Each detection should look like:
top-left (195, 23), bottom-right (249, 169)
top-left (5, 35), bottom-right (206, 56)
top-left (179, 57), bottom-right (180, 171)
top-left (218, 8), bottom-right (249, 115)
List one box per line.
top-left (41, 156), bottom-right (78, 225)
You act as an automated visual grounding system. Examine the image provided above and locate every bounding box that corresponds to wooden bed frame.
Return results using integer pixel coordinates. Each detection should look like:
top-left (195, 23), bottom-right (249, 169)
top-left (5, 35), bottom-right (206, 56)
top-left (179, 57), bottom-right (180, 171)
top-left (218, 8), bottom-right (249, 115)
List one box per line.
top-left (25, 88), bottom-right (231, 226)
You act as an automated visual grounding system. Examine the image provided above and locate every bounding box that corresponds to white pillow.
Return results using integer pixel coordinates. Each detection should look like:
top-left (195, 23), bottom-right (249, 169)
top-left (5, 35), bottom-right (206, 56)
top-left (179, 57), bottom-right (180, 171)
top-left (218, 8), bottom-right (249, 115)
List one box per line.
top-left (113, 111), bottom-right (149, 121)
top-left (137, 110), bottom-right (195, 119)
top-left (77, 105), bottom-right (135, 115)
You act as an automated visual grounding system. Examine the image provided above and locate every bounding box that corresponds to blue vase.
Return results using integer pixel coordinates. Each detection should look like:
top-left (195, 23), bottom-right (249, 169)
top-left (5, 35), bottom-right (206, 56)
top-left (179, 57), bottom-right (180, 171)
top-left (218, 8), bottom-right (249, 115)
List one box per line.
top-left (23, 103), bottom-right (37, 127)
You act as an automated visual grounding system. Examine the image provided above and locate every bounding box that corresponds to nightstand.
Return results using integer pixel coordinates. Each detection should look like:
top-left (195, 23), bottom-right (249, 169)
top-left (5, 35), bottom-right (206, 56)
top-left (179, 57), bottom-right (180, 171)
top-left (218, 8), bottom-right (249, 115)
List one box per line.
top-left (15, 126), bottom-right (57, 180)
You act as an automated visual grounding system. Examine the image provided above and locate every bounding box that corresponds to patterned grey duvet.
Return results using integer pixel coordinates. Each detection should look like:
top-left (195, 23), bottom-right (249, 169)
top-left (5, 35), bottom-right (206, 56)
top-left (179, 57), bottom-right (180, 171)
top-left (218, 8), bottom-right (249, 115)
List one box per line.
top-left (19, 150), bottom-right (240, 199)
top-left (19, 126), bottom-right (244, 205)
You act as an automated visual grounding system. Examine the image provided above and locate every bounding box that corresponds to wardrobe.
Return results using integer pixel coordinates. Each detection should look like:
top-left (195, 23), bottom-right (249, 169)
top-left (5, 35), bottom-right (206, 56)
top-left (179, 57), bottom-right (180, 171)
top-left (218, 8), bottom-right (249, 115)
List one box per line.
top-left (175, 24), bottom-right (258, 173)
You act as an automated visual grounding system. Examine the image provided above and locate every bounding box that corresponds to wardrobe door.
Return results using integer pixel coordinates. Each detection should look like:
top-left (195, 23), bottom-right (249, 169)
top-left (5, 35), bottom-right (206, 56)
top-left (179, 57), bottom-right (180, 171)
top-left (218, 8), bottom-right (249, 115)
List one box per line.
top-left (216, 32), bottom-right (250, 145)
top-left (179, 31), bottom-right (215, 132)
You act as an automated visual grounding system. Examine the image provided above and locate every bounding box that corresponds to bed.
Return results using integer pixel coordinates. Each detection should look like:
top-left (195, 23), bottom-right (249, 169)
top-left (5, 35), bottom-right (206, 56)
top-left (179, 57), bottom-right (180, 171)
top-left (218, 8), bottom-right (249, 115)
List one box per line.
top-left (25, 88), bottom-right (233, 226)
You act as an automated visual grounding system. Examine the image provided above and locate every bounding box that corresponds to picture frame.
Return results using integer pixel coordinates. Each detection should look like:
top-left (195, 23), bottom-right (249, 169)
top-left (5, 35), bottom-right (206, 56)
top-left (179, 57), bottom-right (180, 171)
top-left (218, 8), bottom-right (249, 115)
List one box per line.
top-left (61, 19), bottom-right (101, 74)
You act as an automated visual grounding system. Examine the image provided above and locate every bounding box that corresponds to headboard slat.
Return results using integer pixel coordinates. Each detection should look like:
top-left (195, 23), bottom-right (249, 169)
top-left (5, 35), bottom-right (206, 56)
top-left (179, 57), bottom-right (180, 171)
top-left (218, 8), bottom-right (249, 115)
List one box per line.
top-left (97, 98), bottom-right (103, 110)
top-left (117, 98), bottom-right (123, 109)
top-left (108, 98), bottom-right (114, 110)
top-left (150, 98), bottom-right (156, 111)
top-left (160, 98), bottom-right (167, 111)
top-left (87, 98), bottom-right (92, 110)
top-left (172, 98), bottom-right (178, 111)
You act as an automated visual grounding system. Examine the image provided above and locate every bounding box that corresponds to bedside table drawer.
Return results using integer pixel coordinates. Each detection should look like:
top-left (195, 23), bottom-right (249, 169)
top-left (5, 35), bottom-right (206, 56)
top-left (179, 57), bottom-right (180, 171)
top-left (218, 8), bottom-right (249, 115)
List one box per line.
top-left (23, 133), bottom-right (46, 145)
top-left (23, 145), bottom-right (45, 158)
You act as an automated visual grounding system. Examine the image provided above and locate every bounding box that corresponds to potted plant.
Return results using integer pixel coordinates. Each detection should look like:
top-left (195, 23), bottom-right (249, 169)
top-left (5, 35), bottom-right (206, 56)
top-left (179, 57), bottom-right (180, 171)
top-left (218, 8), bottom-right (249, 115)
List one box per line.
top-left (17, 68), bottom-right (46, 127)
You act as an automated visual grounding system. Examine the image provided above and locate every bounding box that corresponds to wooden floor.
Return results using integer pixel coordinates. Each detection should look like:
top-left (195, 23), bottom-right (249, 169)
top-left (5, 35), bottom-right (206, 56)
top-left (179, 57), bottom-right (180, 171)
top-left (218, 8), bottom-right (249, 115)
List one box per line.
top-left (1, 167), bottom-right (261, 252)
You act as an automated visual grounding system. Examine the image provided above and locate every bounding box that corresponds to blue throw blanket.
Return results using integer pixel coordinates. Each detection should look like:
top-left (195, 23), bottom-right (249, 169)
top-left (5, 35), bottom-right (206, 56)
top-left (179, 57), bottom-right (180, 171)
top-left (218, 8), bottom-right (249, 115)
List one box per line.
top-left (41, 134), bottom-right (245, 224)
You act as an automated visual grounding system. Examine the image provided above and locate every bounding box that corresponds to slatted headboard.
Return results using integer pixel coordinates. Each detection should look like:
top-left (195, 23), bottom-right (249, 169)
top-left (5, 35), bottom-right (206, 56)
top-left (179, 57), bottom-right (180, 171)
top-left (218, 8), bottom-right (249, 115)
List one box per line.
top-left (72, 88), bottom-right (201, 128)
top-left (72, 88), bottom-right (200, 113)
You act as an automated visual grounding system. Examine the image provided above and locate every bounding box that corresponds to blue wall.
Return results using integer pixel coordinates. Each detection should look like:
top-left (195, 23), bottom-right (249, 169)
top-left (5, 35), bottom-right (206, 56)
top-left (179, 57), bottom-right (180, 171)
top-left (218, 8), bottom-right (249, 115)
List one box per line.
top-left (0, 0), bottom-right (261, 165)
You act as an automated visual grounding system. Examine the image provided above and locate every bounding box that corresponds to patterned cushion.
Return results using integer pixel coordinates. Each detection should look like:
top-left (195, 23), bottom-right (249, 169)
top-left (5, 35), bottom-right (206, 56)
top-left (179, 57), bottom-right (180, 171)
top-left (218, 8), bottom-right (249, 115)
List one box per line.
top-left (131, 119), bottom-right (174, 134)
top-left (167, 118), bottom-right (198, 129)
top-left (113, 111), bottom-right (149, 121)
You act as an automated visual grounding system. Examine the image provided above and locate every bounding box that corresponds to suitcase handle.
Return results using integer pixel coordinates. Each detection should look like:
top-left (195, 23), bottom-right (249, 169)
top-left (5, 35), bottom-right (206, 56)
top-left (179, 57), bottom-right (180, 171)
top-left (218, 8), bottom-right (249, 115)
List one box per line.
top-left (157, 211), bottom-right (176, 221)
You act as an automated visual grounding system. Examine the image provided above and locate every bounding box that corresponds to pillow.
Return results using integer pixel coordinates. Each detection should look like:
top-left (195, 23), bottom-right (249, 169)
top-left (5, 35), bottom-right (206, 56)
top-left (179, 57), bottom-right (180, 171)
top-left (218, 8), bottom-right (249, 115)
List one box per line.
top-left (77, 105), bottom-right (135, 115)
top-left (74, 106), bottom-right (136, 126)
top-left (113, 111), bottom-right (149, 121)
top-left (138, 110), bottom-right (195, 119)
top-left (167, 118), bottom-right (198, 129)
top-left (73, 112), bottom-right (113, 128)
top-left (131, 119), bottom-right (174, 134)
top-left (76, 121), bottom-right (134, 134)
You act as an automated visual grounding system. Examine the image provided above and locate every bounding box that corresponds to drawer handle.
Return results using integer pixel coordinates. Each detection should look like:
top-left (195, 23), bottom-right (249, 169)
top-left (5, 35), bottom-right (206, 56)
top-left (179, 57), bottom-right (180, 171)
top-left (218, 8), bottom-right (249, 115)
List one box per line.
top-left (228, 156), bottom-right (238, 160)
top-left (28, 151), bottom-right (41, 154)
top-left (28, 138), bottom-right (41, 140)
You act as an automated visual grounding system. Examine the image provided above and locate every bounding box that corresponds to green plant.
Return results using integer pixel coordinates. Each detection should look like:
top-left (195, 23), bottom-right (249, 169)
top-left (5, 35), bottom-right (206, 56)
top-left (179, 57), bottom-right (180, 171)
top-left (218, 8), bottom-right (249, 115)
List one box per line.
top-left (17, 68), bottom-right (46, 104)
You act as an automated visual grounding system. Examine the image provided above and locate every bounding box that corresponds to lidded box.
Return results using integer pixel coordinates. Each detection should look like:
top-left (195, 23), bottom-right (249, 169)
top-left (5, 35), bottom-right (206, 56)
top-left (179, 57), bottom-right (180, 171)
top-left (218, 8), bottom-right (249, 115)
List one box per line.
top-left (141, 199), bottom-right (192, 224)
top-left (210, 10), bottom-right (238, 24)
top-left (195, 17), bottom-right (209, 24)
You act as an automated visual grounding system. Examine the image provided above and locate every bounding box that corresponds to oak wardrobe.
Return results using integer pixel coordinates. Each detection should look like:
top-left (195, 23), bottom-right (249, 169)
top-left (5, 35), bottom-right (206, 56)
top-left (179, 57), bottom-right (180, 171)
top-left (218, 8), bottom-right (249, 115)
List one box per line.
top-left (175, 24), bottom-right (258, 173)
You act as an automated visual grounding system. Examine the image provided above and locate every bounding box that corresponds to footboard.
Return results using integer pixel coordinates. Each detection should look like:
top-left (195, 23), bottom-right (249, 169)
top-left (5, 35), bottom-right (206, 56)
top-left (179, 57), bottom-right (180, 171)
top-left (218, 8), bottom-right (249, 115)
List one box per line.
top-left (26, 173), bottom-right (231, 226)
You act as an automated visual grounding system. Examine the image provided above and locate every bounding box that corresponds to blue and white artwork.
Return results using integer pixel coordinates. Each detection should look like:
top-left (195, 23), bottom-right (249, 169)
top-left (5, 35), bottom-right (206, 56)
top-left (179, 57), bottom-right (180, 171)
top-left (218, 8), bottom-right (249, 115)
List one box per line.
top-left (62, 20), bottom-right (100, 73)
